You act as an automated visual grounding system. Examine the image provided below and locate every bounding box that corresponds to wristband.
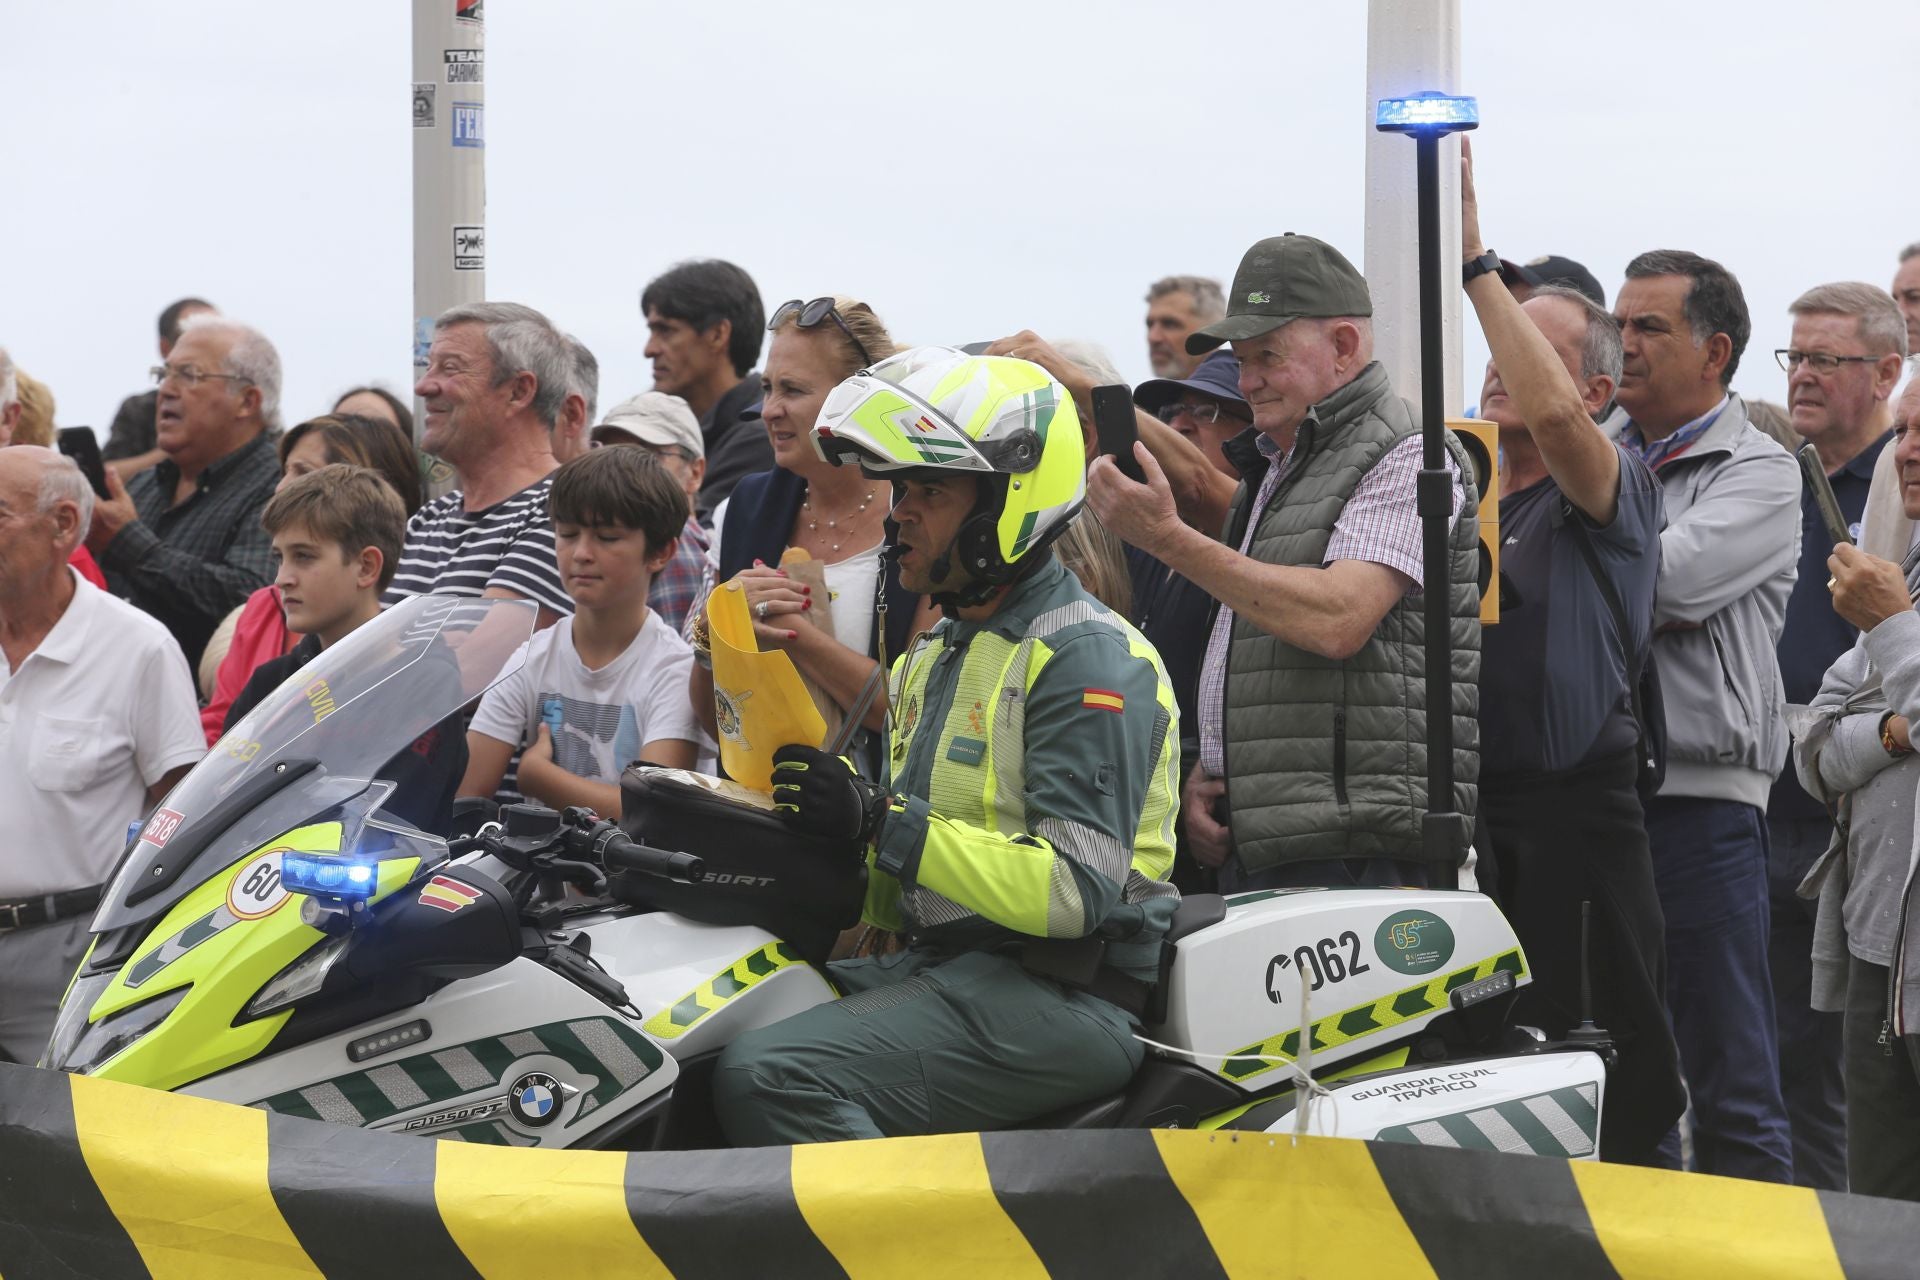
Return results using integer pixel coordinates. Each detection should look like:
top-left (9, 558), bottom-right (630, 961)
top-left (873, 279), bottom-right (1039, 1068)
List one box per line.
top-left (1880, 711), bottom-right (1912, 759)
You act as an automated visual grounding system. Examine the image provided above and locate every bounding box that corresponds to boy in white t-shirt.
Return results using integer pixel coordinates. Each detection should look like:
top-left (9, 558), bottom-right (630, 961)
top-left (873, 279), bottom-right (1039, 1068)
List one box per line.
top-left (462, 447), bottom-right (700, 815)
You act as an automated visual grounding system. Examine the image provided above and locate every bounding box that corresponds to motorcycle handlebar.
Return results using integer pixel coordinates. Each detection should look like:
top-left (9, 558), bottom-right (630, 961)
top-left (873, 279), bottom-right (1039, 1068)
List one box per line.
top-left (565, 822), bottom-right (704, 883)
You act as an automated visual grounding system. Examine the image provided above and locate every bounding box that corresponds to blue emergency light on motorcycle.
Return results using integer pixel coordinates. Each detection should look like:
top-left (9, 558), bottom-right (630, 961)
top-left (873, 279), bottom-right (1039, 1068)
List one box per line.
top-left (281, 851), bottom-right (380, 901)
top-left (1374, 92), bottom-right (1479, 134)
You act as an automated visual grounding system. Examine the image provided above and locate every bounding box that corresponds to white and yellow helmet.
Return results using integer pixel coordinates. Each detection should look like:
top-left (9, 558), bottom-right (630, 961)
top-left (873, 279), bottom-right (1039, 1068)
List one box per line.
top-left (811, 346), bottom-right (1085, 577)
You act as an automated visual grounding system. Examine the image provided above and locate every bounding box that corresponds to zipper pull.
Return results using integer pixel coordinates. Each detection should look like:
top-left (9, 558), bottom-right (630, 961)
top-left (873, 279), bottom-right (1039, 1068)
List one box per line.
top-left (1880, 1017), bottom-right (1894, 1056)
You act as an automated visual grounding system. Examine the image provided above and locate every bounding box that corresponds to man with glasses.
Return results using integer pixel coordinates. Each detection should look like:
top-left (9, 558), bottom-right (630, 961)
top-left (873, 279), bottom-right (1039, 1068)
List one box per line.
top-left (1607, 249), bottom-right (1800, 1182)
top-left (591, 390), bottom-right (710, 633)
top-left (1766, 282), bottom-right (1908, 1190)
top-left (85, 314), bottom-right (280, 669)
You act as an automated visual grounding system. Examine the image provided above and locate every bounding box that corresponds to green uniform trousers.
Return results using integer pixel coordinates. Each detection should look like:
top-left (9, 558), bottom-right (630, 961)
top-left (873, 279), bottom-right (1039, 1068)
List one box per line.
top-left (713, 946), bottom-right (1144, 1145)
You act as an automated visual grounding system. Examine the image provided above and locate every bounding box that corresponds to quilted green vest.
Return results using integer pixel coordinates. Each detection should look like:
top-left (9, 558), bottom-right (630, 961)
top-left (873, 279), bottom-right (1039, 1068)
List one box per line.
top-left (1221, 362), bottom-right (1480, 871)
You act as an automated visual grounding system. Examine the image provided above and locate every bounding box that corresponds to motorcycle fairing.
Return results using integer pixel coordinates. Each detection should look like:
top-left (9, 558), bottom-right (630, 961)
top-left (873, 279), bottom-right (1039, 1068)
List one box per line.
top-left (59, 821), bottom-right (419, 1091)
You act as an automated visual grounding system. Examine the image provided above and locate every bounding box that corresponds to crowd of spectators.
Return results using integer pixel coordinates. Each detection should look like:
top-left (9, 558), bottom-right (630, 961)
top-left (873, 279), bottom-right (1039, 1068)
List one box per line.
top-left (5, 147), bottom-right (1920, 1198)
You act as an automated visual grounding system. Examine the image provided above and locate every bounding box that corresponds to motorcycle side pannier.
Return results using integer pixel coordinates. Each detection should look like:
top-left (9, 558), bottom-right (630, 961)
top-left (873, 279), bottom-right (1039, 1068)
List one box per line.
top-left (615, 765), bottom-right (867, 964)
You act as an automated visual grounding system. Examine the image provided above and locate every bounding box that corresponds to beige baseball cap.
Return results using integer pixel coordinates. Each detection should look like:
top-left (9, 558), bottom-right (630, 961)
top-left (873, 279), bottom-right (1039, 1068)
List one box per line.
top-left (591, 391), bottom-right (703, 457)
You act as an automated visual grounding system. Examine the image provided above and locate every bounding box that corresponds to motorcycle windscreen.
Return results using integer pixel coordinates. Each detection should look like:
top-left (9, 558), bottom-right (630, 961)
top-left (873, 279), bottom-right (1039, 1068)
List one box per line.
top-left (94, 595), bottom-right (536, 934)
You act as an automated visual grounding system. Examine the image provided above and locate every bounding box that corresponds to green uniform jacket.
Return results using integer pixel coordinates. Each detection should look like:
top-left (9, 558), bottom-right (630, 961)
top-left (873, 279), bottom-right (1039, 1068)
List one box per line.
top-left (868, 556), bottom-right (1182, 982)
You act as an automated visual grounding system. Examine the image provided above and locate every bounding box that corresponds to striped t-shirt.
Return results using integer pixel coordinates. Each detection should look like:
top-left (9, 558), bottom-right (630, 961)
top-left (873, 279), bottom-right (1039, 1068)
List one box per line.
top-left (384, 479), bottom-right (572, 616)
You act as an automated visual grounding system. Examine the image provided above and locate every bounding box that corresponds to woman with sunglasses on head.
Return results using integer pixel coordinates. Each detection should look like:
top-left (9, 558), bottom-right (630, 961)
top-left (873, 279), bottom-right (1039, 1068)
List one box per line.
top-left (688, 297), bottom-right (939, 773)
top-left (199, 411), bottom-right (426, 745)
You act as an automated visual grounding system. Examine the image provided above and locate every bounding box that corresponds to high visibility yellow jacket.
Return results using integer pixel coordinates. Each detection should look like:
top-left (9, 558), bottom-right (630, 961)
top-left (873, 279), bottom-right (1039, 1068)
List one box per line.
top-left (868, 556), bottom-right (1182, 981)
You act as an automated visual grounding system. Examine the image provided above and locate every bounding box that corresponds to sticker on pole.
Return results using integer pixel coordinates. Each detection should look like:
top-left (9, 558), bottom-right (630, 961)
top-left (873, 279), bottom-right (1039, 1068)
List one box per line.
top-left (412, 83), bottom-right (436, 128)
top-left (455, 0), bottom-right (483, 26)
top-left (444, 49), bottom-right (483, 84)
top-left (1374, 910), bottom-right (1455, 975)
top-left (227, 850), bottom-right (290, 920)
top-left (451, 102), bottom-right (483, 149)
top-left (453, 225), bottom-right (485, 271)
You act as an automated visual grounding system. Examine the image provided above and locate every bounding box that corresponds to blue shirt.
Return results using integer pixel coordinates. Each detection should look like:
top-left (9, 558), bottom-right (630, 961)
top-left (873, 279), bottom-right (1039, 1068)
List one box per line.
top-left (1618, 396), bottom-right (1728, 472)
top-left (1480, 445), bottom-right (1665, 775)
top-left (1769, 431), bottom-right (1891, 822)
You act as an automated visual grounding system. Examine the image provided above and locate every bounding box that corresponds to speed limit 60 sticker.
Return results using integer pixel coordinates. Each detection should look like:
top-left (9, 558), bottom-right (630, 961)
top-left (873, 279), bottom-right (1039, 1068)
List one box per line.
top-left (228, 851), bottom-right (292, 919)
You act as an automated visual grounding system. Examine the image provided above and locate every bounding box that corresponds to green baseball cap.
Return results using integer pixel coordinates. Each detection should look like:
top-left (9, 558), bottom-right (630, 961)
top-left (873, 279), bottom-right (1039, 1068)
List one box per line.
top-left (1186, 233), bottom-right (1374, 355)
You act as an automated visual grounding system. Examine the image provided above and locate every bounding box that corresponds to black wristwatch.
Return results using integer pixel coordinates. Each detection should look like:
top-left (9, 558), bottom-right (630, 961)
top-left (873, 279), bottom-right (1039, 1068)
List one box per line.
top-left (1462, 249), bottom-right (1502, 286)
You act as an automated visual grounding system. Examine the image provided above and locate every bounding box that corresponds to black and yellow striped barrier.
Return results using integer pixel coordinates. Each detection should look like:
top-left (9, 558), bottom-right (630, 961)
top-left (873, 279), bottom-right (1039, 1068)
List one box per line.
top-left (2, 1061), bottom-right (1917, 1278)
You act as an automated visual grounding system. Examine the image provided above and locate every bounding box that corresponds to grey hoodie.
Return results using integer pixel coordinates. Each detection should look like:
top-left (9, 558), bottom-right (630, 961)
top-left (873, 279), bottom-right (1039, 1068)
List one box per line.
top-left (1608, 395), bottom-right (1800, 808)
top-left (1792, 573), bottom-right (1920, 1034)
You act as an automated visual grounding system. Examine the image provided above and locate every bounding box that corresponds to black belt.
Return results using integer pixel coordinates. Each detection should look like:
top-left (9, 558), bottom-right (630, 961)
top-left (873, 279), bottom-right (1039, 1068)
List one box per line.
top-left (0, 885), bottom-right (103, 932)
top-left (1019, 937), bottom-right (1153, 1020)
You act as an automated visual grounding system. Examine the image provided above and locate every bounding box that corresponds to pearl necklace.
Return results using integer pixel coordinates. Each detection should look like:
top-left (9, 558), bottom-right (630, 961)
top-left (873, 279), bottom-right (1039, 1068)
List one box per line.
top-left (802, 485), bottom-right (881, 557)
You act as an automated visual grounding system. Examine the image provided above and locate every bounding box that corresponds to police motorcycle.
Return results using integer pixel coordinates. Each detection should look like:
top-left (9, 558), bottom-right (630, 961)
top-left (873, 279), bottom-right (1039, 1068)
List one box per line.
top-left (46, 593), bottom-right (1609, 1159)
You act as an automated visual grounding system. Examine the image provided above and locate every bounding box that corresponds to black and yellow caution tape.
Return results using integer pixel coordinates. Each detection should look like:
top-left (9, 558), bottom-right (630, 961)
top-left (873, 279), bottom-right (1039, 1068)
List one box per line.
top-left (1, 1062), bottom-right (1916, 1279)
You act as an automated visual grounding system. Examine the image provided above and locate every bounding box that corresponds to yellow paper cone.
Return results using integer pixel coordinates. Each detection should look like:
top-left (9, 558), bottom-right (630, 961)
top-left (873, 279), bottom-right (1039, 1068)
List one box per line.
top-left (708, 581), bottom-right (828, 793)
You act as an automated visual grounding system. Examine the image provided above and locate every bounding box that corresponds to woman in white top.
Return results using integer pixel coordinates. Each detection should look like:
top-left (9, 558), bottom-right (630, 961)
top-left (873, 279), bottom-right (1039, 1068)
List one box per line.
top-left (689, 297), bottom-right (939, 774)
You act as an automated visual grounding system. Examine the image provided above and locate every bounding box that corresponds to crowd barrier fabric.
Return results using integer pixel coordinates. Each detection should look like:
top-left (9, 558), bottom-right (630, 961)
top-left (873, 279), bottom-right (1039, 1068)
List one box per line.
top-left (1, 1062), bottom-right (1917, 1279)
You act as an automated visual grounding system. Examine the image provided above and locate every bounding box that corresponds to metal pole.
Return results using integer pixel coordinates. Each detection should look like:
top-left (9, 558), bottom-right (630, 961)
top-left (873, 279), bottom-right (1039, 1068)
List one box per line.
top-left (1413, 133), bottom-right (1460, 869)
top-left (1362, 0), bottom-right (1463, 421)
top-left (412, 0), bottom-right (486, 459)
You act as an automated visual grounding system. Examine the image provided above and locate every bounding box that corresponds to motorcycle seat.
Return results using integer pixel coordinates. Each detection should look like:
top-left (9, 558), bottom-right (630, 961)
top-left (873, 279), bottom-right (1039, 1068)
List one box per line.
top-left (1165, 893), bottom-right (1225, 942)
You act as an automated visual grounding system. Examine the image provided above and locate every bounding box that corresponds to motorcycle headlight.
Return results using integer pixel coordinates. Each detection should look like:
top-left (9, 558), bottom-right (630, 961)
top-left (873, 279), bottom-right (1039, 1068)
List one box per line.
top-left (243, 936), bottom-right (350, 1020)
top-left (43, 970), bottom-right (116, 1070)
top-left (49, 985), bottom-right (190, 1076)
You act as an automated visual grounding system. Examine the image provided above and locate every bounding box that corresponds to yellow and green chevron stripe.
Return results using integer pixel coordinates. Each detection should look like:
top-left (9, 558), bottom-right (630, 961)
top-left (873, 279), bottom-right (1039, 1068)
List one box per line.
top-left (1219, 948), bottom-right (1527, 1082)
top-left (641, 941), bottom-right (804, 1040)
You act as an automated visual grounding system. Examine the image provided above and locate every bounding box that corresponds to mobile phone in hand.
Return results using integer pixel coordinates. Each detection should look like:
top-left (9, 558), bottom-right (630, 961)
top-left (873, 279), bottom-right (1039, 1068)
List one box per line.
top-left (57, 427), bottom-right (111, 499)
top-left (1090, 384), bottom-right (1145, 484)
top-left (1797, 443), bottom-right (1852, 546)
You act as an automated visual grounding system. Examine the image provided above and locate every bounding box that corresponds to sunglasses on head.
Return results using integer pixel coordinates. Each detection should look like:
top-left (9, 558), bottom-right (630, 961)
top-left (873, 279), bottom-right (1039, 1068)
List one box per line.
top-left (769, 297), bottom-right (875, 369)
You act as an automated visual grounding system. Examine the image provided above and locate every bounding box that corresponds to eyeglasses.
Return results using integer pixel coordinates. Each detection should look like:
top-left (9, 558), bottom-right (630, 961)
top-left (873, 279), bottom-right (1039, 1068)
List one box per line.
top-left (151, 364), bottom-right (252, 389)
top-left (769, 297), bottom-right (875, 369)
top-left (1775, 349), bottom-right (1883, 374)
top-left (1154, 400), bottom-right (1243, 426)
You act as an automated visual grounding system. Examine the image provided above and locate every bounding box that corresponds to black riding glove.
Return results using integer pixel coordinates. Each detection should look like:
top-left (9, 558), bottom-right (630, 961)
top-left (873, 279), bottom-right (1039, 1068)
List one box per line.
top-left (770, 744), bottom-right (892, 844)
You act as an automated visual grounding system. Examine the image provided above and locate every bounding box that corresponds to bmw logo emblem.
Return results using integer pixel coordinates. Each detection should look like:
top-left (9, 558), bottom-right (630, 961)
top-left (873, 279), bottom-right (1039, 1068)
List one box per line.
top-left (507, 1071), bottom-right (565, 1127)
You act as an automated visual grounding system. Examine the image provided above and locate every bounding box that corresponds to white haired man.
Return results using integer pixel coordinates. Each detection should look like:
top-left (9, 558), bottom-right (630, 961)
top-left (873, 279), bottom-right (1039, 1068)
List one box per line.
top-left (86, 314), bottom-right (282, 669)
top-left (1145, 275), bottom-right (1226, 379)
top-left (389, 302), bottom-right (573, 628)
top-left (0, 448), bottom-right (203, 1062)
top-left (1092, 235), bottom-right (1479, 893)
top-left (553, 332), bottom-right (599, 464)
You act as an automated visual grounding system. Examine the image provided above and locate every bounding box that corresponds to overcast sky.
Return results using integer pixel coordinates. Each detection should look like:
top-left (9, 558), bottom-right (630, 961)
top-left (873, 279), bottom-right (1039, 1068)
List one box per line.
top-left (5, 1), bottom-right (1915, 439)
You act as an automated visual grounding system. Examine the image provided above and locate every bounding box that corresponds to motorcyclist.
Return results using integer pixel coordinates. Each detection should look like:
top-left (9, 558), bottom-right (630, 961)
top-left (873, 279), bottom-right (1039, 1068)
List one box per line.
top-left (712, 347), bottom-right (1183, 1143)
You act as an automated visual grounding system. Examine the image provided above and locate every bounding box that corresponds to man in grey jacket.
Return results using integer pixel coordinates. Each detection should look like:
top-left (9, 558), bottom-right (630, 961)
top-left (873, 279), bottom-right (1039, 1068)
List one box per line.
top-left (1609, 250), bottom-right (1800, 1182)
top-left (1795, 377), bottom-right (1920, 1203)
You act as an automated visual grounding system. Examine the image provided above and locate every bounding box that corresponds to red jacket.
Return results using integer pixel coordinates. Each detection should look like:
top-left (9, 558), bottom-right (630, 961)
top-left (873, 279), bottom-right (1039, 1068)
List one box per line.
top-left (201, 585), bottom-right (297, 745)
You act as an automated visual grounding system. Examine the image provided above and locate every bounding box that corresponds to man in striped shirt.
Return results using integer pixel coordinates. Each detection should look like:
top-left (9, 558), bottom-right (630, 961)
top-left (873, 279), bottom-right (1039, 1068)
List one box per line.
top-left (386, 302), bottom-right (574, 627)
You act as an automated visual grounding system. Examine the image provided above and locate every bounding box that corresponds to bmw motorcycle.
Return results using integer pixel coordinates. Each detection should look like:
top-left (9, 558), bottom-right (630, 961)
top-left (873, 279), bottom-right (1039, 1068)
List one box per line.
top-left (45, 594), bottom-right (1609, 1159)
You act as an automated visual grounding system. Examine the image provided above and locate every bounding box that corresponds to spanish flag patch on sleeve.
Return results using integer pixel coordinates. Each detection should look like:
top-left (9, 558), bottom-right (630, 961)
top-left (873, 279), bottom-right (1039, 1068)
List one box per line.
top-left (1083, 688), bottom-right (1125, 713)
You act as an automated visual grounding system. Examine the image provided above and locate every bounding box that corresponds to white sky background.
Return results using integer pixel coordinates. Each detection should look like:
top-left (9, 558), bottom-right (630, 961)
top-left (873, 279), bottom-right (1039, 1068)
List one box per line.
top-left (4, 1), bottom-right (1916, 439)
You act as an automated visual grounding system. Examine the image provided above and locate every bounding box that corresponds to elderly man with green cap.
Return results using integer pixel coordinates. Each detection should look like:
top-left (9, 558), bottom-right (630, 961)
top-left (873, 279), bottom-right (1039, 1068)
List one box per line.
top-left (1087, 232), bottom-right (1482, 892)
